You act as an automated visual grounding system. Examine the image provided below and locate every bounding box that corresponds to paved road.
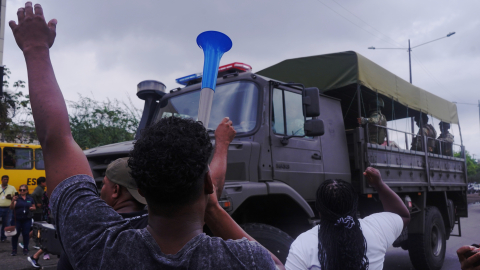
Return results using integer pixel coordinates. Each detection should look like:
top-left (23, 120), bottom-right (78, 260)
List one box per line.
top-left (1, 194), bottom-right (479, 269)
top-left (384, 201), bottom-right (480, 270)
top-left (0, 239), bottom-right (58, 270)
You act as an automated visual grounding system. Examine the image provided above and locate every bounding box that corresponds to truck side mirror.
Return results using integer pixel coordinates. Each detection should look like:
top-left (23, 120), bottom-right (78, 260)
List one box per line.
top-left (303, 87), bottom-right (320, 117)
top-left (304, 119), bottom-right (324, 137)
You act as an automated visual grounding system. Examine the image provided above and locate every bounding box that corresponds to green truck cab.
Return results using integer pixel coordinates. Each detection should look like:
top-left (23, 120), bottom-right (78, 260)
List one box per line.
top-left (84, 51), bottom-right (467, 269)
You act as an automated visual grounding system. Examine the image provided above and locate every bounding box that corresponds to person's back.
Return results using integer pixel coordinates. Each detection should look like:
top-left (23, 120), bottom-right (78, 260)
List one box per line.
top-left (51, 121), bottom-right (275, 269)
top-left (287, 213), bottom-right (402, 270)
top-left (285, 168), bottom-right (410, 270)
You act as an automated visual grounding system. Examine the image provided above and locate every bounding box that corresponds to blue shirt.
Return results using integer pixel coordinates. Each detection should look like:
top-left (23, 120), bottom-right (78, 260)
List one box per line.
top-left (51, 175), bottom-right (276, 270)
top-left (14, 195), bottom-right (34, 220)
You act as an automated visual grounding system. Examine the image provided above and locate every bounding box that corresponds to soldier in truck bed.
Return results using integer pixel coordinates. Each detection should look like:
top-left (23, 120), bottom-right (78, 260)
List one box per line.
top-left (358, 98), bottom-right (387, 145)
top-left (411, 114), bottom-right (437, 153)
top-left (437, 121), bottom-right (454, 156)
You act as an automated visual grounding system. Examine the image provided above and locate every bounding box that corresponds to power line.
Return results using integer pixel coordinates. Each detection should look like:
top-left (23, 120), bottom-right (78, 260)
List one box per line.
top-left (410, 52), bottom-right (449, 92)
top-left (454, 102), bottom-right (479, 106)
top-left (313, 0), bottom-right (401, 48)
top-left (329, 0), bottom-right (403, 47)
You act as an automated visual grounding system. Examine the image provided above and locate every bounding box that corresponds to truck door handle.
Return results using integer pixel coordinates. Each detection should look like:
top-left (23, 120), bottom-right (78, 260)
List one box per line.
top-left (311, 153), bottom-right (322, 160)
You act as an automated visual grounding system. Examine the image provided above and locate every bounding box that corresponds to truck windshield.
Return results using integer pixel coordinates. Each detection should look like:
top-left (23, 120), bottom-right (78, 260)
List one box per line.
top-left (155, 81), bottom-right (259, 133)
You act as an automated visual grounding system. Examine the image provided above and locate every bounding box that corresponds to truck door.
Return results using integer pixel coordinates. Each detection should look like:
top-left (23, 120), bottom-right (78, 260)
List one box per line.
top-left (270, 86), bottom-right (324, 201)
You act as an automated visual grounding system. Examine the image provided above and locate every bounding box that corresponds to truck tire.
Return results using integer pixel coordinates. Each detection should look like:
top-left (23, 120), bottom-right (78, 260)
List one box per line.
top-left (240, 223), bottom-right (294, 264)
top-left (408, 206), bottom-right (446, 270)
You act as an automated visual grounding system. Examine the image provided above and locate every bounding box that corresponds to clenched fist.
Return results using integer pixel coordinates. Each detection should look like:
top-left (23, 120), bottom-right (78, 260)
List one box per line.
top-left (215, 117), bottom-right (236, 146)
top-left (363, 167), bottom-right (383, 188)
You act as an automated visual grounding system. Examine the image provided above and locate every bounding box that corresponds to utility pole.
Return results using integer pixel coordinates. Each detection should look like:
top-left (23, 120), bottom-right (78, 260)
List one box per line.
top-left (369, 32), bottom-right (455, 84)
top-left (0, 0), bottom-right (6, 97)
top-left (408, 40), bottom-right (412, 83)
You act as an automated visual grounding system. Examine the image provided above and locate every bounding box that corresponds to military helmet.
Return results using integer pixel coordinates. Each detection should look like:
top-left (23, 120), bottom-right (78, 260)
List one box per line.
top-left (414, 113), bottom-right (429, 123)
top-left (368, 98), bottom-right (384, 111)
top-left (439, 121), bottom-right (451, 130)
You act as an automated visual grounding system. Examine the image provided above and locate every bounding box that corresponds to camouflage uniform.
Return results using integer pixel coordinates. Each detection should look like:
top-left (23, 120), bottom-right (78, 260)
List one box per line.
top-left (361, 111), bottom-right (387, 145)
top-left (438, 132), bottom-right (454, 156)
top-left (412, 124), bottom-right (437, 152)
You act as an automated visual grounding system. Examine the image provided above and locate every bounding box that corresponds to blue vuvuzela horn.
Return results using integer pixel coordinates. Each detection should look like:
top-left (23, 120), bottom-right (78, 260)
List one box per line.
top-left (196, 31), bottom-right (232, 128)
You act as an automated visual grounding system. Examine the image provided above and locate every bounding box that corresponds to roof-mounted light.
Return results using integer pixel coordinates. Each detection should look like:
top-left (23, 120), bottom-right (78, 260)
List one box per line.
top-left (218, 62), bottom-right (252, 73)
top-left (175, 73), bottom-right (203, 86)
top-left (175, 62), bottom-right (252, 86)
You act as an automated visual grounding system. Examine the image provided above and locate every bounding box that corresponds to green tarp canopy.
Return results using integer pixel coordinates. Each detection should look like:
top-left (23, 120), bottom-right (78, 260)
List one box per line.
top-left (257, 51), bottom-right (459, 124)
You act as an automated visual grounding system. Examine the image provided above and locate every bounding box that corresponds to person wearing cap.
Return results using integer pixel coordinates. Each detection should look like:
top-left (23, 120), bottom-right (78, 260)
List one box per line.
top-left (437, 121), bottom-right (454, 156)
top-left (100, 157), bottom-right (148, 215)
top-left (55, 157), bottom-right (148, 270)
top-left (358, 98), bottom-right (387, 145)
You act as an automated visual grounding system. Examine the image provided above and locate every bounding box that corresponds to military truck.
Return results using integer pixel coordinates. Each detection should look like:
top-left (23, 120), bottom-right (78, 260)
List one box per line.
top-left (83, 52), bottom-right (467, 270)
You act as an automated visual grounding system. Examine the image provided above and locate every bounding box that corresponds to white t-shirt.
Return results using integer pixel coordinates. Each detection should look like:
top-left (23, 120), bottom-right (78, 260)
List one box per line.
top-left (285, 212), bottom-right (403, 270)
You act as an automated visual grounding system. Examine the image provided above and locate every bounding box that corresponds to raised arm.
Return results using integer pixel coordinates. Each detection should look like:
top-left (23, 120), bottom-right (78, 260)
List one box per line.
top-left (9, 2), bottom-right (91, 196)
top-left (209, 117), bottom-right (236, 198)
top-left (364, 167), bottom-right (410, 228)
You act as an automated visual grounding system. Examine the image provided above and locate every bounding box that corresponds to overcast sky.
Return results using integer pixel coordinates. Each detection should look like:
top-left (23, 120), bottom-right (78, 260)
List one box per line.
top-left (3, 0), bottom-right (480, 157)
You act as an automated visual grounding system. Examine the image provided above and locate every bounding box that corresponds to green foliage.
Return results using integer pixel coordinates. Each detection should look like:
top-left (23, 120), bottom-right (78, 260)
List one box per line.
top-left (69, 95), bottom-right (140, 149)
top-left (2, 66), bottom-right (141, 148)
top-left (0, 66), bottom-right (35, 143)
top-left (455, 151), bottom-right (480, 183)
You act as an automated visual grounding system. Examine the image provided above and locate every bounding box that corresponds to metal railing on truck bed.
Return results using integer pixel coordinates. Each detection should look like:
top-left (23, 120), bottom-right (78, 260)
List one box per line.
top-left (348, 124), bottom-right (467, 195)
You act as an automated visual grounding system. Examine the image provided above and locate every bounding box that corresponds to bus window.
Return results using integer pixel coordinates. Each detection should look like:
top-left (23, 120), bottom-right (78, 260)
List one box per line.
top-left (2, 147), bottom-right (33, 169)
top-left (35, 149), bottom-right (45, 170)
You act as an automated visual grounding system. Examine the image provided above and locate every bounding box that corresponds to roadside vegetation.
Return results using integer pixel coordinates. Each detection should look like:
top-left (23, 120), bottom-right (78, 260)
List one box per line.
top-left (1, 66), bottom-right (140, 149)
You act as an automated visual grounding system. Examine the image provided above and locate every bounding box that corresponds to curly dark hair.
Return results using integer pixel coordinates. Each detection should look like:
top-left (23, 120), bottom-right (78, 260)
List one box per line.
top-left (315, 179), bottom-right (369, 270)
top-left (128, 116), bottom-right (213, 206)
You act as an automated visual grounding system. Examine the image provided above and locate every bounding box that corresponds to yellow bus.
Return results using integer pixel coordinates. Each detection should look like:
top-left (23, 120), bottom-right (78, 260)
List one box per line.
top-left (0, 143), bottom-right (46, 194)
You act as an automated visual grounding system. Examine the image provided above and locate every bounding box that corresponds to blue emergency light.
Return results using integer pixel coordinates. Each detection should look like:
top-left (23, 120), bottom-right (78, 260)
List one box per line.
top-left (175, 73), bottom-right (203, 86)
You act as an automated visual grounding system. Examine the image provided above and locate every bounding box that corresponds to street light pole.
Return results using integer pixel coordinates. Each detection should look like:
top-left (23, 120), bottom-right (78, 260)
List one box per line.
top-left (408, 39), bottom-right (412, 83)
top-left (368, 32), bottom-right (455, 84)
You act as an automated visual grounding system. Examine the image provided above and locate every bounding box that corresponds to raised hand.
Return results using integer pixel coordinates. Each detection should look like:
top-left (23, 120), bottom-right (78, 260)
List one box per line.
top-left (363, 167), bottom-right (383, 188)
top-left (9, 2), bottom-right (57, 52)
top-left (215, 117), bottom-right (236, 146)
top-left (457, 245), bottom-right (480, 270)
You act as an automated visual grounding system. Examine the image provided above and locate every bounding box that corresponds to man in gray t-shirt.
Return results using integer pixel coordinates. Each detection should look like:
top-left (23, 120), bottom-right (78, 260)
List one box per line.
top-left (10, 3), bottom-right (283, 270)
top-left (51, 174), bottom-right (276, 269)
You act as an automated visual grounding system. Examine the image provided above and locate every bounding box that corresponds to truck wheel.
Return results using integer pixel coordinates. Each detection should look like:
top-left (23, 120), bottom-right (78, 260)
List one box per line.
top-left (408, 206), bottom-right (446, 270)
top-left (240, 223), bottom-right (294, 264)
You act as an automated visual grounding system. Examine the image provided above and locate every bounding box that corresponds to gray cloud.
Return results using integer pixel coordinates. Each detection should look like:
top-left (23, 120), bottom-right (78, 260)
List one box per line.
top-left (4, 0), bottom-right (479, 155)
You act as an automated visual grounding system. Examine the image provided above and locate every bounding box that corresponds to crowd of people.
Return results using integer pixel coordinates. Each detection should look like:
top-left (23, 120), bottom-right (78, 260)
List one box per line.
top-left (0, 2), bottom-right (478, 269)
top-left (0, 175), bottom-right (51, 267)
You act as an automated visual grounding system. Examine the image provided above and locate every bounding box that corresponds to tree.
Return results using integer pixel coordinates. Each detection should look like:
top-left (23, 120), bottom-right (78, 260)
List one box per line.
top-left (2, 66), bottom-right (141, 148)
top-left (68, 95), bottom-right (141, 149)
top-left (455, 151), bottom-right (480, 183)
top-left (0, 66), bottom-right (35, 143)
